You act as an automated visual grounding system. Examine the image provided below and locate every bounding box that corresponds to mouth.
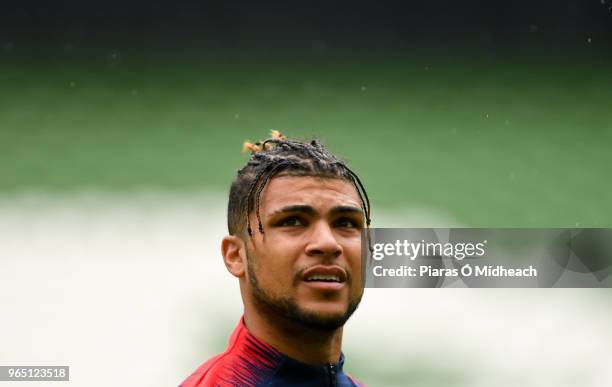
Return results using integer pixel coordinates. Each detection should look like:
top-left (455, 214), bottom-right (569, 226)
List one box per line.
top-left (300, 265), bottom-right (347, 291)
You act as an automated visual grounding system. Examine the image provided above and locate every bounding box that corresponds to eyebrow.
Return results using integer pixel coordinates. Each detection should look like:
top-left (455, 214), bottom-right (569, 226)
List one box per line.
top-left (268, 204), bottom-right (364, 218)
top-left (329, 205), bottom-right (364, 217)
top-left (269, 205), bottom-right (316, 218)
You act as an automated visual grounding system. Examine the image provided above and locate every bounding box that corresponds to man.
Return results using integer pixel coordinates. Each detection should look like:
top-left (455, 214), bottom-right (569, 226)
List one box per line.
top-left (181, 131), bottom-right (371, 386)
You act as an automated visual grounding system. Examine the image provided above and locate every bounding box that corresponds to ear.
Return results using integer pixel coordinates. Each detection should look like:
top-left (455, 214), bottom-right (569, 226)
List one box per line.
top-left (221, 235), bottom-right (247, 278)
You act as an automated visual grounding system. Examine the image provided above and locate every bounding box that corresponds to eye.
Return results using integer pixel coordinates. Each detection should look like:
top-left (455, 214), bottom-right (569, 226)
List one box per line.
top-left (335, 217), bottom-right (360, 228)
top-left (278, 216), bottom-right (305, 227)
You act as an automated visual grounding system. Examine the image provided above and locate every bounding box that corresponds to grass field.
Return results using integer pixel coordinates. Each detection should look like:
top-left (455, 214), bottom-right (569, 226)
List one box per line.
top-left (1, 52), bottom-right (611, 226)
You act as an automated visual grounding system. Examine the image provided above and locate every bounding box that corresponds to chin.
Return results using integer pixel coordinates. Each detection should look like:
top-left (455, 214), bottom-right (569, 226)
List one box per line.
top-left (291, 301), bottom-right (355, 331)
top-left (300, 302), bottom-right (348, 319)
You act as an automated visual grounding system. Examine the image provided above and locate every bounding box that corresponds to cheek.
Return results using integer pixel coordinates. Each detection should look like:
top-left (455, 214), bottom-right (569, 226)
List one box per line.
top-left (344, 240), bottom-right (363, 285)
top-left (253, 238), bottom-right (302, 283)
top-left (266, 233), bottom-right (306, 256)
top-left (343, 237), bottom-right (363, 262)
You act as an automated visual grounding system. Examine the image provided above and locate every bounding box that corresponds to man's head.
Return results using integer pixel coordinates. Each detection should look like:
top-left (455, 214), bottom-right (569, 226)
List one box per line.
top-left (221, 131), bottom-right (371, 331)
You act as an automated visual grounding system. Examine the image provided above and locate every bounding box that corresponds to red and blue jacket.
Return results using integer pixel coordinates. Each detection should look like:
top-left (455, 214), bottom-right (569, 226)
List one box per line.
top-left (180, 318), bottom-right (364, 387)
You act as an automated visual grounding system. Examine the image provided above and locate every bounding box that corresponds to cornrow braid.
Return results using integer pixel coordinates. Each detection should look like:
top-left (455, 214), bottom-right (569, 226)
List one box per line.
top-left (227, 131), bottom-right (371, 238)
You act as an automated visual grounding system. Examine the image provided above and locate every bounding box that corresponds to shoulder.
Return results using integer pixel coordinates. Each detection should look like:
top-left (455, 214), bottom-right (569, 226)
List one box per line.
top-left (178, 352), bottom-right (239, 387)
top-left (180, 346), bottom-right (282, 387)
top-left (179, 320), bottom-right (283, 387)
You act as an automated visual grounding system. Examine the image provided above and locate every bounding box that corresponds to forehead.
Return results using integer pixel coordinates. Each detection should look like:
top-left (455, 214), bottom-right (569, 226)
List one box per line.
top-left (259, 175), bottom-right (361, 213)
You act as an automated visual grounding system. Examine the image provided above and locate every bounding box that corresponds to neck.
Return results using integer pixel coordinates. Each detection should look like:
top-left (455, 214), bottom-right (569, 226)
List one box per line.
top-left (243, 304), bottom-right (343, 364)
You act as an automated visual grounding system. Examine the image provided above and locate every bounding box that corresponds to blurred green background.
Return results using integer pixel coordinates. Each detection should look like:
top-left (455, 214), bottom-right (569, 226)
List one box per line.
top-left (2, 52), bottom-right (611, 226)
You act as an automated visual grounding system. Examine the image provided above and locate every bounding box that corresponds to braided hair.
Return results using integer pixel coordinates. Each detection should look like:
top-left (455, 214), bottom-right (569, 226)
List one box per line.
top-left (227, 130), bottom-right (371, 237)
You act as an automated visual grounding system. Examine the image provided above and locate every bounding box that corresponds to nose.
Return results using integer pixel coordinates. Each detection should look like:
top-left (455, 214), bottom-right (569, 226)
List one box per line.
top-left (305, 220), bottom-right (343, 258)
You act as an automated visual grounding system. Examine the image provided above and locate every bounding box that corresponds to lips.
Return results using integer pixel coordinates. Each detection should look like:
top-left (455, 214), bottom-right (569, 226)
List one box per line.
top-left (300, 265), bottom-right (348, 290)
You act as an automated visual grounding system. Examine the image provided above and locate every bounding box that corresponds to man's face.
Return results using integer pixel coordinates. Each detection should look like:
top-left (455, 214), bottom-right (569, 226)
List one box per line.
top-left (244, 175), bottom-right (365, 331)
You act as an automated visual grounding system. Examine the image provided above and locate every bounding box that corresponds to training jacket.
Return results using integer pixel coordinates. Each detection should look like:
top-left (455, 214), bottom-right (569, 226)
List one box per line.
top-left (180, 317), bottom-right (364, 387)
